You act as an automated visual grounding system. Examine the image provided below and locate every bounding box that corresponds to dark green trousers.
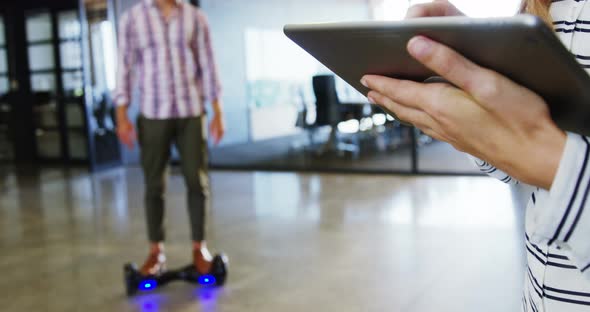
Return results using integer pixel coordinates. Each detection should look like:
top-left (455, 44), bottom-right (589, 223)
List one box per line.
top-left (137, 116), bottom-right (209, 242)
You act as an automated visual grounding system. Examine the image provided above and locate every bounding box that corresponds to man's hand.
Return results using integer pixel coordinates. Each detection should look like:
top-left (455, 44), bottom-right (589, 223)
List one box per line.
top-left (209, 100), bottom-right (225, 145)
top-left (116, 105), bottom-right (137, 150)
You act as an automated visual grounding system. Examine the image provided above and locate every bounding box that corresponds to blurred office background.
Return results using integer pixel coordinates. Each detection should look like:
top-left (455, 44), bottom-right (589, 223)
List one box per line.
top-left (0, 1), bottom-right (532, 311)
top-left (0, 0), bottom-right (521, 175)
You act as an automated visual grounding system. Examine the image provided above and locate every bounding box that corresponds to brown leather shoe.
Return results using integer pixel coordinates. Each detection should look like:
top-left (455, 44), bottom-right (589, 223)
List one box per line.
top-left (140, 251), bottom-right (166, 276)
top-left (193, 245), bottom-right (213, 274)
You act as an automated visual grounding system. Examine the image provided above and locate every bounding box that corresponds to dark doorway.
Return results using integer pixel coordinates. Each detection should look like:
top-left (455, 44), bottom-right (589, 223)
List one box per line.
top-left (0, 14), bottom-right (10, 163)
top-left (1, 0), bottom-right (123, 171)
top-left (2, 1), bottom-right (87, 164)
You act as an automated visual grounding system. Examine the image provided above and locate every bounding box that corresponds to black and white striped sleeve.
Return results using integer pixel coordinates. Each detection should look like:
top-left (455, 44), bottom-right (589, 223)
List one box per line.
top-left (531, 133), bottom-right (590, 281)
top-left (473, 157), bottom-right (519, 185)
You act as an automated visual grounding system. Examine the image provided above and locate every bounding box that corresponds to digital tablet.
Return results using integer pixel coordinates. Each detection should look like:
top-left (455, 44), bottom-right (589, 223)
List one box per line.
top-left (284, 15), bottom-right (590, 135)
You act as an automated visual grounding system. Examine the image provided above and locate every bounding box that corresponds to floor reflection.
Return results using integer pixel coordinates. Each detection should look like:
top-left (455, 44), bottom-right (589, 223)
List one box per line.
top-left (0, 167), bottom-right (526, 312)
top-left (194, 287), bottom-right (223, 312)
top-left (132, 293), bottom-right (166, 312)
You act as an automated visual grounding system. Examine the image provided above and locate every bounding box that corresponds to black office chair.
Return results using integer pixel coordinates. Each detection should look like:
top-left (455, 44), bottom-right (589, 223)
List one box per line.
top-left (313, 75), bottom-right (341, 128)
top-left (309, 75), bottom-right (359, 156)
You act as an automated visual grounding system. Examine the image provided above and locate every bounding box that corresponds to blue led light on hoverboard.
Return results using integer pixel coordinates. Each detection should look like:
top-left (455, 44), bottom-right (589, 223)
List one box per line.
top-left (198, 274), bottom-right (216, 285)
top-left (139, 279), bottom-right (158, 290)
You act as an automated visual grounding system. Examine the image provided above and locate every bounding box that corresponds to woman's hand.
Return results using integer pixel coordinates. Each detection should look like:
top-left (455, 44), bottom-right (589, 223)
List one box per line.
top-left (361, 36), bottom-right (567, 189)
top-left (405, 0), bottom-right (464, 18)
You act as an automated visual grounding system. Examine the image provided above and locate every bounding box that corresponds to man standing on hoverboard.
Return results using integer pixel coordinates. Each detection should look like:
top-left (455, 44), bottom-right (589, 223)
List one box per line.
top-left (113, 0), bottom-right (224, 276)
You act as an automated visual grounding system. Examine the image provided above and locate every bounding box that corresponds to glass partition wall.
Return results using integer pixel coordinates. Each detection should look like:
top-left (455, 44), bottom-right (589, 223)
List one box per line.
top-left (2, 0), bottom-right (517, 174)
top-left (80, 0), bottom-right (122, 170)
top-left (202, 0), bottom-right (508, 175)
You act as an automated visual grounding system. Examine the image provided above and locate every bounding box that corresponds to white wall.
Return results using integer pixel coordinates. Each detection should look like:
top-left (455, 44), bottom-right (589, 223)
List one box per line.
top-left (201, 0), bottom-right (370, 144)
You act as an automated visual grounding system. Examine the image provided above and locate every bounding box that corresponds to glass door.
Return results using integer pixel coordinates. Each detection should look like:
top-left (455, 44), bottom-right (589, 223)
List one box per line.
top-left (25, 8), bottom-right (87, 162)
top-left (26, 10), bottom-right (62, 159)
top-left (80, 0), bottom-right (121, 170)
top-left (58, 9), bottom-right (86, 160)
top-left (0, 16), bottom-right (12, 162)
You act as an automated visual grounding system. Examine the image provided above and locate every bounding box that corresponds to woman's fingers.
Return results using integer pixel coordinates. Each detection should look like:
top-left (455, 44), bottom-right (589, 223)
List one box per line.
top-left (367, 90), bottom-right (439, 132)
top-left (420, 126), bottom-right (449, 143)
top-left (405, 0), bottom-right (463, 19)
top-left (368, 90), bottom-right (450, 142)
top-left (361, 74), bottom-right (462, 121)
top-left (363, 36), bottom-right (511, 113)
top-left (361, 75), bottom-right (434, 111)
top-left (406, 36), bottom-right (513, 106)
top-left (362, 36), bottom-right (508, 113)
top-left (406, 36), bottom-right (480, 94)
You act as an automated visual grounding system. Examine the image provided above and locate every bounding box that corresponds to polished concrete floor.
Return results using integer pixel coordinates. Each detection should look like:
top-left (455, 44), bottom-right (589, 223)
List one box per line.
top-left (0, 167), bottom-right (526, 311)
top-left (210, 131), bottom-right (480, 174)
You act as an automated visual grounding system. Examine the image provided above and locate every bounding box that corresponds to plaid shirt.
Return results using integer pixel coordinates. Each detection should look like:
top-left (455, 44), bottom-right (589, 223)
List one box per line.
top-left (113, 0), bottom-right (221, 119)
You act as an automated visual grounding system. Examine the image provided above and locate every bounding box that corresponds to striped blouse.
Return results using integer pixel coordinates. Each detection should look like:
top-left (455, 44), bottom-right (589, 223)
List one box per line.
top-left (112, 0), bottom-right (221, 119)
top-left (476, 1), bottom-right (590, 311)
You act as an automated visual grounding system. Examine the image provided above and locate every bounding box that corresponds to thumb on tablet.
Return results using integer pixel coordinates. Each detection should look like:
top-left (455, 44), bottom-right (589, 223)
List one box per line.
top-left (407, 36), bottom-right (495, 102)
